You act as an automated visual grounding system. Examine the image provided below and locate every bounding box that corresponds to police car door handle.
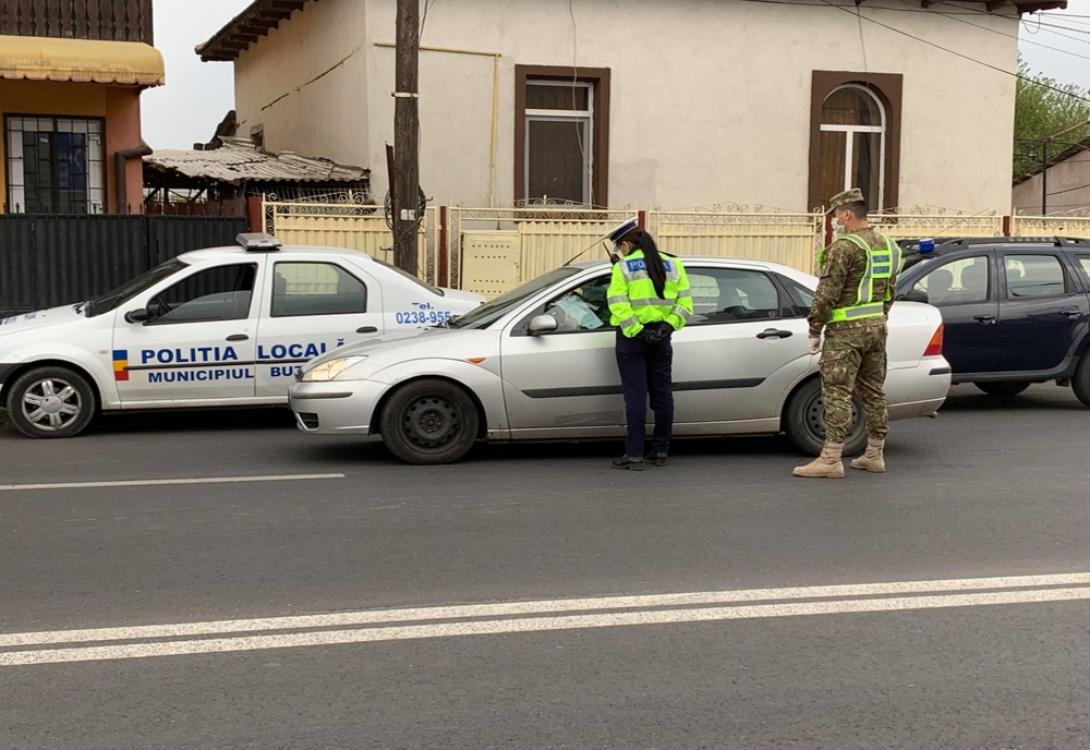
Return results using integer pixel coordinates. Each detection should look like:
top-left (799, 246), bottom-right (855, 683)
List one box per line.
top-left (356, 326), bottom-right (378, 333)
top-left (756, 329), bottom-right (793, 339)
top-left (226, 334), bottom-right (249, 341)
top-left (973, 314), bottom-right (997, 325)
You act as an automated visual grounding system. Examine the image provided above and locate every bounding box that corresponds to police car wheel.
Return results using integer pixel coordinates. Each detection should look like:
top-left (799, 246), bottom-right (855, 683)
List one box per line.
top-left (783, 378), bottom-right (867, 456)
top-left (380, 379), bottom-right (479, 464)
top-left (6, 366), bottom-right (96, 439)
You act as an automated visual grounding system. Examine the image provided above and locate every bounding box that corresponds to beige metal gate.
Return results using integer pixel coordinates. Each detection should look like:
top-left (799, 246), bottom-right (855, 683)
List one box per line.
top-left (1012, 213), bottom-right (1090, 240)
top-left (263, 196), bottom-right (439, 283)
top-left (449, 206), bottom-right (633, 298)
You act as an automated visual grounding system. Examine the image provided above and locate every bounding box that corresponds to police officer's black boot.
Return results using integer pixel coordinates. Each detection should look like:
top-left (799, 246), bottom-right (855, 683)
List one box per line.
top-left (612, 456), bottom-right (647, 471)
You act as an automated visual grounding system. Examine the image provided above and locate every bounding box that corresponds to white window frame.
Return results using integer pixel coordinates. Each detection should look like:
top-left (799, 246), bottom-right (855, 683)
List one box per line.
top-left (524, 80), bottom-right (594, 206)
top-left (819, 84), bottom-right (886, 213)
top-left (4, 115), bottom-right (106, 214)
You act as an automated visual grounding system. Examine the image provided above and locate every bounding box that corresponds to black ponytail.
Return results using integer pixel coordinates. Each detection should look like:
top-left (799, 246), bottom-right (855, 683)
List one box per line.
top-left (622, 229), bottom-right (668, 298)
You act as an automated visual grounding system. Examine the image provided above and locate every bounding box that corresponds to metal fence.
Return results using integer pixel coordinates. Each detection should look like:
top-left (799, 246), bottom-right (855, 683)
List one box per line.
top-left (647, 208), bottom-right (823, 274)
top-left (0, 214), bottom-right (247, 317)
top-left (448, 206), bottom-right (632, 297)
top-left (263, 197), bottom-right (439, 284)
top-left (1011, 214), bottom-right (1090, 240)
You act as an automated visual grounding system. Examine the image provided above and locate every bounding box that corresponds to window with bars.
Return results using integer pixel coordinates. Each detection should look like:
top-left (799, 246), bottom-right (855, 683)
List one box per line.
top-left (5, 116), bottom-right (106, 214)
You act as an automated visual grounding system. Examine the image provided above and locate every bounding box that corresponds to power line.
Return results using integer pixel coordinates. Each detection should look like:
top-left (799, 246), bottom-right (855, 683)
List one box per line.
top-left (810, 0), bottom-right (1090, 105)
top-left (922, 4), bottom-right (1090, 62)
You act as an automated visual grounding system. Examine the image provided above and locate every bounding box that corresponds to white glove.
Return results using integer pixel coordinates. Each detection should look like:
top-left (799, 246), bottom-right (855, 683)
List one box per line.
top-left (808, 335), bottom-right (822, 355)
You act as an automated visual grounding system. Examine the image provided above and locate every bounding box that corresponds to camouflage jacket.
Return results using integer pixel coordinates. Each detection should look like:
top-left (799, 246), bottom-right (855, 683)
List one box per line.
top-left (807, 227), bottom-right (899, 337)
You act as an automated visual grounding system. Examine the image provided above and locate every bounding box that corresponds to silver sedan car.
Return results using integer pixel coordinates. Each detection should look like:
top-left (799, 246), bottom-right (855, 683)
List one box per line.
top-left (289, 258), bottom-right (951, 464)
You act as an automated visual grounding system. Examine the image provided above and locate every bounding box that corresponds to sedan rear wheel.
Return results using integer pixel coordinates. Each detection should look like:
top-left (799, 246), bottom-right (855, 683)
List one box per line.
top-left (380, 378), bottom-right (479, 464)
top-left (5, 366), bottom-right (96, 438)
top-left (783, 378), bottom-right (867, 456)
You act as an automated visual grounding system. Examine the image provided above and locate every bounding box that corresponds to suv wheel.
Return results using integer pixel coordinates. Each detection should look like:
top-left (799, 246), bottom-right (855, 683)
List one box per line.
top-left (783, 378), bottom-right (867, 456)
top-left (5, 366), bottom-right (96, 438)
top-left (975, 382), bottom-right (1030, 397)
top-left (380, 379), bottom-right (480, 464)
top-left (1073, 352), bottom-right (1090, 408)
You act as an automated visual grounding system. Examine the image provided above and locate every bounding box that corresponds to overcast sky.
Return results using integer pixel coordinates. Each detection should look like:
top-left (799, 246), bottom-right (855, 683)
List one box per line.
top-left (141, 0), bottom-right (1090, 150)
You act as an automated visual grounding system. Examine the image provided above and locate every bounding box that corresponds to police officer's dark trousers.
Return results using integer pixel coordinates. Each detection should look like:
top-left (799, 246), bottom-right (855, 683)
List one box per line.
top-left (615, 330), bottom-right (674, 458)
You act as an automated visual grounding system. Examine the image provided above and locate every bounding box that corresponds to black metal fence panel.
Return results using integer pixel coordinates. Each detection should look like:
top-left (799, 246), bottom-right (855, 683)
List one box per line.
top-left (0, 214), bottom-right (246, 317)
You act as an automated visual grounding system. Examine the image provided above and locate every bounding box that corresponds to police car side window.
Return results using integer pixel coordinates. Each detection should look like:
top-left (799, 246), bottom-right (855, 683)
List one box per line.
top-left (148, 264), bottom-right (257, 324)
top-left (688, 269), bottom-right (782, 325)
top-left (271, 262), bottom-right (367, 317)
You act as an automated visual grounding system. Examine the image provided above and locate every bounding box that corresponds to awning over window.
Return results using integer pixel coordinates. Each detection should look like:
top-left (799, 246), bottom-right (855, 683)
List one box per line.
top-left (0, 35), bottom-right (164, 87)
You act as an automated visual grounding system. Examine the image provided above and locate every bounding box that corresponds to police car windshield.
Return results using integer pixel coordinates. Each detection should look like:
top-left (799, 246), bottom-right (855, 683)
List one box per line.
top-left (88, 259), bottom-right (188, 317)
top-left (372, 258), bottom-right (444, 296)
top-left (450, 267), bottom-right (582, 329)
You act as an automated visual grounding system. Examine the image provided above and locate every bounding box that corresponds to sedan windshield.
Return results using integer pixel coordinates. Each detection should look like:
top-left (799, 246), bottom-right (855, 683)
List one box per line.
top-left (88, 259), bottom-right (188, 317)
top-left (449, 267), bottom-right (583, 329)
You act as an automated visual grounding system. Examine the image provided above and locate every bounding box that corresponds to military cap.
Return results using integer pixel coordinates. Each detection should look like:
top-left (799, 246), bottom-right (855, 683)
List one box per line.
top-left (827, 187), bottom-right (866, 213)
top-left (604, 217), bottom-right (640, 243)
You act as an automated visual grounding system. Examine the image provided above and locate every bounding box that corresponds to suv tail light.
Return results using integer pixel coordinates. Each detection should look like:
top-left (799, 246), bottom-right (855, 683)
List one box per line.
top-left (924, 323), bottom-right (944, 357)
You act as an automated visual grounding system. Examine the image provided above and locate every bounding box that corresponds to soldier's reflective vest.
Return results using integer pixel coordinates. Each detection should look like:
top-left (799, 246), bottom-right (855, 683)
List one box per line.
top-left (607, 249), bottom-right (694, 338)
top-left (818, 233), bottom-right (902, 324)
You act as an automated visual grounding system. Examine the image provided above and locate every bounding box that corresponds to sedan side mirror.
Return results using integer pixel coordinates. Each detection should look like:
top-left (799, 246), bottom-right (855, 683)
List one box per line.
top-left (124, 308), bottom-right (150, 324)
top-left (896, 289), bottom-right (929, 305)
top-left (528, 314), bottom-right (559, 336)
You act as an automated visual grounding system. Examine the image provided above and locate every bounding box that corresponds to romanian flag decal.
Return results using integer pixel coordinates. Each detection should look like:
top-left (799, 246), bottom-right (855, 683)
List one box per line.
top-left (112, 349), bottom-right (129, 381)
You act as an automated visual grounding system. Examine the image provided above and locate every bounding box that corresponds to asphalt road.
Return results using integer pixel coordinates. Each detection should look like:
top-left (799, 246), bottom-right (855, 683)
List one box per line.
top-left (1, 384), bottom-right (1088, 749)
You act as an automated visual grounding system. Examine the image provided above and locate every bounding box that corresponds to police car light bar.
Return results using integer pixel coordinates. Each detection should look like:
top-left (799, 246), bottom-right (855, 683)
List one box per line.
top-left (236, 233), bottom-right (282, 251)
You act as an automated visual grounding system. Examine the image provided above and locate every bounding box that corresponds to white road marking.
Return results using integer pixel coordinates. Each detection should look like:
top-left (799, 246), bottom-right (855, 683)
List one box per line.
top-left (0, 474), bottom-right (345, 492)
top-left (3, 586), bottom-right (1089, 666)
top-left (2, 573), bottom-right (1090, 665)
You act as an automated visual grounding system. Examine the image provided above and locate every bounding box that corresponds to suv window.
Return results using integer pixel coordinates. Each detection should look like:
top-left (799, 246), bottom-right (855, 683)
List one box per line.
top-left (688, 268), bottom-right (781, 325)
top-left (148, 264), bottom-right (256, 323)
top-left (272, 262), bottom-right (367, 317)
top-left (541, 275), bottom-right (612, 333)
top-left (1079, 256), bottom-right (1090, 287)
top-left (913, 256), bottom-right (989, 305)
top-left (1004, 255), bottom-right (1067, 299)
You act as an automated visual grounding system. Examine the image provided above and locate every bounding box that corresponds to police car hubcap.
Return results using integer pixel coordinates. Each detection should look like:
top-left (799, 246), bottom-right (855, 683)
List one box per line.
top-left (403, 397), bottom-right (459, 448)
top-left (21, 378), bottom-right (81, 431)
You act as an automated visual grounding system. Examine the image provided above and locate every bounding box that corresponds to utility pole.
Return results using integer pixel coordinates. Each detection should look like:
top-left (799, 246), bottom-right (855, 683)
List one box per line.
top-left (392, 0), bottom-right (420, 275)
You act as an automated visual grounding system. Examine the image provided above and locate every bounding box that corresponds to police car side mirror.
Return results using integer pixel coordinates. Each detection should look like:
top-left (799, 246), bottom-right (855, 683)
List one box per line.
top-left (124, 308), bottom-right (150, 324)
top-left (528, 314), bottom-right (558, 336)
top-left (896, 289), bottom-right (929, 305)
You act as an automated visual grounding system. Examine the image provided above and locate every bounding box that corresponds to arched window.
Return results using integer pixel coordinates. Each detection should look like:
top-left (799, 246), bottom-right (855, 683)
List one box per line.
top-left (818, 84), bottom-right (887, 212)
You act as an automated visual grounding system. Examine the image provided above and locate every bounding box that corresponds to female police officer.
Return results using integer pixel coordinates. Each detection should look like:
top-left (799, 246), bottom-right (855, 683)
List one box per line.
top-left (606, 219), bottom-right (693, 470)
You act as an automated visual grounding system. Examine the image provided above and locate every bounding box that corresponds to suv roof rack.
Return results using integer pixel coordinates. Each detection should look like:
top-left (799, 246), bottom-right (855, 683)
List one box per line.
top-left (236, 233), bottom-right (281, 252)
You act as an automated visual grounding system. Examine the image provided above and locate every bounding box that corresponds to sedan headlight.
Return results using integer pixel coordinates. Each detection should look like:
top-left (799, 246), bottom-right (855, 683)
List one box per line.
top-left (302, 356), bottom-right (368, 382)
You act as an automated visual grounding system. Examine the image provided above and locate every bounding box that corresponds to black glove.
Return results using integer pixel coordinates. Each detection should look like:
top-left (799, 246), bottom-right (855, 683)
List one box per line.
top-left (638, 322), bottom-right (672, 344)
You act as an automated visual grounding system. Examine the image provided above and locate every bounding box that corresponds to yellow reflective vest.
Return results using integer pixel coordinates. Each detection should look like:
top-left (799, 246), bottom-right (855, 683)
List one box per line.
top-left (607, 249), bottom-right (694, 338)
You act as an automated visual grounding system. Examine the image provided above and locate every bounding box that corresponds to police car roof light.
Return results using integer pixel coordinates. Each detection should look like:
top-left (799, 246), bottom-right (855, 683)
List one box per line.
top-left (236, 233), bottom-right (282, 252)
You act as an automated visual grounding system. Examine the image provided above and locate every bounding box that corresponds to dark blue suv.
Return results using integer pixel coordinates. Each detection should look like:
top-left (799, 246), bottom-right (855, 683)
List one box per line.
top-left (896, 237), bottom-right (1090, 406)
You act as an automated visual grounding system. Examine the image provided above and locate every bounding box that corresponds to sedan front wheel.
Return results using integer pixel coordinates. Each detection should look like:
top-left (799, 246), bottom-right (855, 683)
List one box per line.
top-left (5, 366), bottom-right (96, 438)
top-left (379, 378), bottom-right (480, 464)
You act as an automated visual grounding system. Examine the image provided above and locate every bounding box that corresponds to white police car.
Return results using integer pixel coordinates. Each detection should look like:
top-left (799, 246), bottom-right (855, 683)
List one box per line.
top-left (0, 234), bottom-right (482, 438)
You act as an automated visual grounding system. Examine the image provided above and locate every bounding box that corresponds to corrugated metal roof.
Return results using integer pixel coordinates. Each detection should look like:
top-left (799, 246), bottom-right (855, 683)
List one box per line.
top-left (144, 139), bottom-right (369, 185)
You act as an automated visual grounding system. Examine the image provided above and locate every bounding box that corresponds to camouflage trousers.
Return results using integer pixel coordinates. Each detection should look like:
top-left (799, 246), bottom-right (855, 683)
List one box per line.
top-left (820, 324), bottom-right (889, 444)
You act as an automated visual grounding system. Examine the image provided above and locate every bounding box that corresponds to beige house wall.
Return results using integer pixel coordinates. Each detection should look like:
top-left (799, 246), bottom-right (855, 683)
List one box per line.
top-left (233, 0), bottom-right (370, 174)
top-left (233, 0), bottom-right (1019, 212)
top-left (1013, 150), bottom-right (1090, 215)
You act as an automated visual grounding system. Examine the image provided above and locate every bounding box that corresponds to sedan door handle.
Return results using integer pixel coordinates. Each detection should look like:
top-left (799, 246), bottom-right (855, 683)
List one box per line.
top-left (226, 334), bottom-right (249, 341)
top-left (973, 315), bottom-right (997, 325)
top-left (1059, 310), bottom-right (1082, 319)
top-left (756, 328), bottom-right (794, 339)
top-left (356, 326), bottom-right (378, 334)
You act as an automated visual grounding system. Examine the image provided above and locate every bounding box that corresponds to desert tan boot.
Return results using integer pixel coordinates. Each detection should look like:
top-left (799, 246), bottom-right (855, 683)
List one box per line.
top-left (793, 443), bottom-right (845, 479)
top-left (850, 439), bottom-right (886, 473)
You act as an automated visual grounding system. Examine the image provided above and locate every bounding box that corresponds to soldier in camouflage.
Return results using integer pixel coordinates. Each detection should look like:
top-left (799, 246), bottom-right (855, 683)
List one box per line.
top-left (793, 188), bottom-right (901, 479)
